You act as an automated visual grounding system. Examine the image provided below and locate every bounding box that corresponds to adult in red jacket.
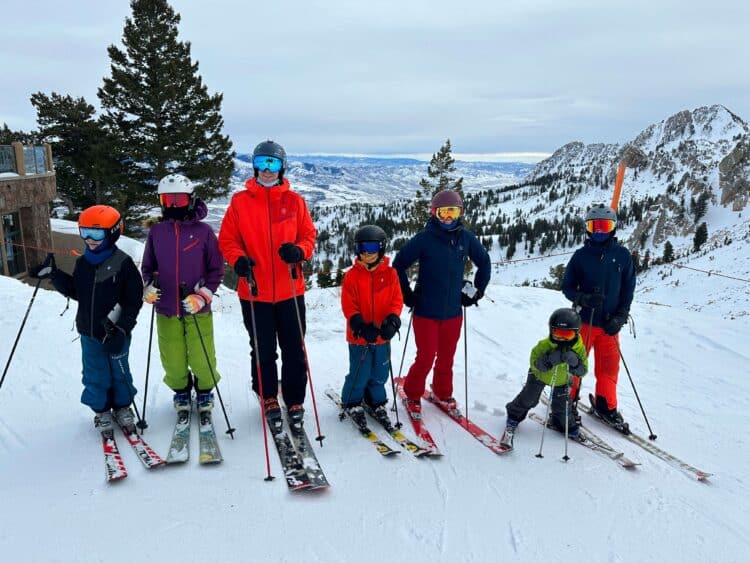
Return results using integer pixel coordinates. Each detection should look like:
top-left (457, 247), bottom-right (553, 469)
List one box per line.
top-left (218, 140), bottom-right (316, 424)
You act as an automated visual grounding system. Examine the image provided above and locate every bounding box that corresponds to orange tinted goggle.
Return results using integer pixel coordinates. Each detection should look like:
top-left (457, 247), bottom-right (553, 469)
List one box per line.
top-left (586, 219), bottom-right (615, 234)
top-left (160, 193), bottom-right (191, 207)
top-left (436, 206), bottom-right (462, 221)
top-left (551, 328), bottom-right (577, 341)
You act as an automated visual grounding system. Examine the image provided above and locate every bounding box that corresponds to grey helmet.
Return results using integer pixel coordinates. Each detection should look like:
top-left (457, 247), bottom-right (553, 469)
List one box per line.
top-left (584, 202), bottom-right (617, 240)
top-left (252, 140), bottom-right (287, 180)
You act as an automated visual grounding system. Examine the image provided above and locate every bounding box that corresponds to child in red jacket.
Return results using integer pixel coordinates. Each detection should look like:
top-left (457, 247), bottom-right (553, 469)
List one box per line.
top-left (340, 225), bottom-right (403, 429)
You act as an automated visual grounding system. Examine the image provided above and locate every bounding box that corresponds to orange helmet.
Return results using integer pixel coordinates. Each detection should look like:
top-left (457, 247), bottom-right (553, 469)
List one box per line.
top-left (78, 205), bottom-right (124, 245)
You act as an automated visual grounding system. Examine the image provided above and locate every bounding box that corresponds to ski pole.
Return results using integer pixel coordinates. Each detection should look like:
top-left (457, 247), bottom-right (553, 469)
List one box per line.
top-left (563, 372), bottom-right (572, 462)
top-left (392, 308), bottom-right (413, 413)
top-left (287, 264), bottom-right (325, 446)
top-left (137, 303), bottom-right (156, 431)
top-left (616, 339), bottom-right (657, 440)
top-left (463, 305), bottom-right (469, 420)
top-left (535, 365), bottom-right (560, 459)
top-left (246, 269), bottom-right (274, 481)
top-left (1, 276), bottom-right (43, 391)
top-left (180, 284), bottom-right (236, 439)
top-left (386, 342), bottom-right (402, 429)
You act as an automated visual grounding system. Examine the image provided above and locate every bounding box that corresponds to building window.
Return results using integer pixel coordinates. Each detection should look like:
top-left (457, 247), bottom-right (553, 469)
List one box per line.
top-left (1, 212), bottom-right (26, 276)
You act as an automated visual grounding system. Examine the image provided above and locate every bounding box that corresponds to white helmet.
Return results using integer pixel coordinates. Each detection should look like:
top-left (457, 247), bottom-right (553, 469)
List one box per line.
top-left (158, 174), bottom-right (194, 194)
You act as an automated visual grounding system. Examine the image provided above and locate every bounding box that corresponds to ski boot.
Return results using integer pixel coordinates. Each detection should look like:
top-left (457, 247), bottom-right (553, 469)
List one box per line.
top-left (500, 418), bottom-right (518, 449)
top-left (196, 391), bottom-right (214, 413)
top-left (368, 403), bottom-right (395, 433)
top-left (94, 411), bottom-right (113, 432)
top-left (591, 394), bottom-right (630, 434)
top-left (344, 404), bottom-right (368, 430)
top-left (264, 397), bottom-right (283, 433)
top-left (113, 406), bottom-right (136, 431)
top-left (287, 404), bottom-right (305, 427)
top-left (173, 391), bottom-right (192, 413)
top-left (404, 398), bottom-right (422, 420)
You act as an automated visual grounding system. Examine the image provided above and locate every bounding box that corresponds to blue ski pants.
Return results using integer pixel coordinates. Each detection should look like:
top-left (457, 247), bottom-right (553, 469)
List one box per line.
top-left (341, 343), bottom-right (391, 408)
top-left (80, 334), bottom-right (137, 413)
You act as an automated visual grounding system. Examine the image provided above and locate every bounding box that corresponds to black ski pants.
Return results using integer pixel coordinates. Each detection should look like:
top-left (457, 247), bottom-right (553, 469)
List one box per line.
top-left (506, 370), bottom-right (577, 432)
top-left (240, 296), bottom-right (307, 406)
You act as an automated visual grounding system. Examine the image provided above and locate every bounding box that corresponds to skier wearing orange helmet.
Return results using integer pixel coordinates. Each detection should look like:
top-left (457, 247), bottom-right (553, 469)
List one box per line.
top-left (29, 205), bottom-right (144, 433)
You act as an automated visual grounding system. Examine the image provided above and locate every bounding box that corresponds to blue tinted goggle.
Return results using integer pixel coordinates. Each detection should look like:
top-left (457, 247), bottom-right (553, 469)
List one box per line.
top-left (79, 227), bottom-right (106, 241)
top-left (253, 155), bottom-right (283, 173)
top-left (356, 241), bottom-right (382, 254)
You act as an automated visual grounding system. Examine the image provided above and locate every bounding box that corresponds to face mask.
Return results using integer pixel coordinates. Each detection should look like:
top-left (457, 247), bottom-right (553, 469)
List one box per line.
top-left (590, 232), bottom-right (612, 243)
top-left (163, 206), bottom-right (190, 220)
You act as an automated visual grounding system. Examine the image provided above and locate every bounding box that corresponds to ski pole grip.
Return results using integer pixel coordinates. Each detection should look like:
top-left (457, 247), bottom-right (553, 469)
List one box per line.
top-left (246, 269), bottom-right (258, 297)
top-left (291, 264), bottom-right (298, 280)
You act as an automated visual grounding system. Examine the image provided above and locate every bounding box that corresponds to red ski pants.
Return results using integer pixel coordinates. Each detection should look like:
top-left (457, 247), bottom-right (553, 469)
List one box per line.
top-left (403, 314), bottom-right (463, 401)
top-left (570, 323), bottom-right (621, 409)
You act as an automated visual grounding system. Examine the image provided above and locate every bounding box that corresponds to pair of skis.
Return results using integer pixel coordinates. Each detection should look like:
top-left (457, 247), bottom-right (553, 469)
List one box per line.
top-left (101, 422), bottom-right (165, 482)
top-left (325, 389), bottom-right (438, 458)
top-left (165, 407), bottom-right (223, 465)
top-left (577, 393), bottom-right (712, 481)
top-left (265, 397), bottom-right (330, 492)
top-left (393, 377), bottom-right (510, 456)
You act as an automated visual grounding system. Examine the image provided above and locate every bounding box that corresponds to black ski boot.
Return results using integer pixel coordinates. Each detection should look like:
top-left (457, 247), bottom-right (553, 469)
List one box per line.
top-left (591, 394), bottom-right (630, 434)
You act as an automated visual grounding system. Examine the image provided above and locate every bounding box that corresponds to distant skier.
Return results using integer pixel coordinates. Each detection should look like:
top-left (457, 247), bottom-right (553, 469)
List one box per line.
top-left (340, 225), bottom-right (403, 428)
top-left (218, 140), bottom-right (316, 425)
top-left (561, 203), bottom-right (636, 428)
top-left (501, 308), bottom-right (588, 449)
top-left (392, 190), bottom-right (490, 416)
top-left (141, 174), bottom-right (224, 414)
top-left (29, 205), bottom-right (143, 431)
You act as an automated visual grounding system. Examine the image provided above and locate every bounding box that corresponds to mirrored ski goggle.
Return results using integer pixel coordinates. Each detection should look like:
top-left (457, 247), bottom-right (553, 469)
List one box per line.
top-left (79, 227), bottom-right (106, 241)
top-left (253, 155), bottom-right (283, 173)
top-left (436, 206), bottom-right (462, 221)
top-left (355, 241), bottom-right (382, 254)
top-left (586, 219), bottom-right (615, 234)
top-left (551, 328), bottom-right (578, 341)
top-left (159, 193), bottom-right (191, 208)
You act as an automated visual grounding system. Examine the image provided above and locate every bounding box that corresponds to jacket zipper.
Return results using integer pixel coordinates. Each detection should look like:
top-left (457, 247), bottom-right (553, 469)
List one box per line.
top-left (90, 265), bottom-right (97, 337)
top-left (175, 222), bottom-right (181, 316)
top-left (266, 189), bottom-right (276, 303)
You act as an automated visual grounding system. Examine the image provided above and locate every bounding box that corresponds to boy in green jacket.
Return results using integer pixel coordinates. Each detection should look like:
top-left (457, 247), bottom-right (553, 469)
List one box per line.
top-left (501, 308), bottom-right (588, 449)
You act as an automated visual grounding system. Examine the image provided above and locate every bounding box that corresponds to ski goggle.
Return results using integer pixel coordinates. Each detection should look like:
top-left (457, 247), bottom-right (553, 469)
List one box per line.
top-left (551, 328), bottom-right (578, 341)
top-left (253, 155), bottom-right (283, 173)
top-left (79, 227), bottom-right (106, 241)
top-left (435, 206), bottom-right (462, 221)
top-left (586, 219), bottom-right (616, 234)
top-left (355, 241), bottom-right (382, 254)
top-left (159, 193), bottom-right (191, 208)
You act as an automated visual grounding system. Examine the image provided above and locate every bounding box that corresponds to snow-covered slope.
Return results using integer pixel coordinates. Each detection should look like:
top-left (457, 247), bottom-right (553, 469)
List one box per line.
top-left (1, 261), bottom-right (748, 562)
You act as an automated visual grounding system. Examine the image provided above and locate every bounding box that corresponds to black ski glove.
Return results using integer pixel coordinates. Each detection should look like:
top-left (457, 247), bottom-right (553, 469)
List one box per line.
top-left (278, 243), bottom-right (304, 264)
top-left (561, 350), bottom-right (580, 368)
top-left (379, 314), bottom-right (402, 341)
top-left (402, 285), bottom-right (421, 309)
top-left (29, 254), bottom-right (57, 280)
top-left (534, 350), bottom-right (563, 372)
top-left (578, 292), bottom-right (604, 309)
top-left (233, 256), bottom-right (255, 278)
top-left (603, 314), bottom-right (627, 336)
top-left (101, 319), bottom-right (127, 355)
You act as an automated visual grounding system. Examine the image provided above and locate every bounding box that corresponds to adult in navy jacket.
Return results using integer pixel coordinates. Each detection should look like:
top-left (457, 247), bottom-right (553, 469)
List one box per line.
top-left (561, 203), bottom-right (636, 427)
top-left (392, 190), bottom-right (491, 415)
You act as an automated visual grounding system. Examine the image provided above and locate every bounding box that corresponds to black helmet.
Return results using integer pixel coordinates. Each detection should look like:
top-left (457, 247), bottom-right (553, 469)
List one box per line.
top-left (354, 224), bottom-right (387, 258)
top-left (549, 308), bottom-right (581, 344)
top-left (252, 140), bottom-right (287, 180)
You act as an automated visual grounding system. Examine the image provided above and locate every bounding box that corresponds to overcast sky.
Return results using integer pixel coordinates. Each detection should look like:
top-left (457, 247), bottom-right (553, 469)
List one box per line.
top-left (2, 0), bottom-right (748, 159)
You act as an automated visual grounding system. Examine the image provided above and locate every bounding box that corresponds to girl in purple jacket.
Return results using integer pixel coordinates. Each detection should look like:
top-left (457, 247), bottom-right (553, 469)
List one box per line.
top-left (141, 174), bottom-right (224, 414)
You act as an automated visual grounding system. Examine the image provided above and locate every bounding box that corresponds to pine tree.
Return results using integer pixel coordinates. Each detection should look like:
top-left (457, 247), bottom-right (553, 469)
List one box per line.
top-left (693, 222), bottom-right (708, 251)
top-left (663, 240), bottom-right (675, 263)
top-left (30, 92), bottom-right (119, 215)
top-left (413, 139), bottom-right (464, 228)
top-left (98, 0), bottom-right (234, 225)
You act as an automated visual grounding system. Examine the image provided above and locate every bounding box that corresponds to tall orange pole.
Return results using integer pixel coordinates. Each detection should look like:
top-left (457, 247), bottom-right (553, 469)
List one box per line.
top-left (611, 162), bottom-right (626, 211)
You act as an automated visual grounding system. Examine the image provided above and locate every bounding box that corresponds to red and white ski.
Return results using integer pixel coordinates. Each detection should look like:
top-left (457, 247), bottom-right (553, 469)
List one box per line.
top-left (393, 378), bottom-right (442, 456)
top-left (423, 391), bottom-right (510, 455)
top-left (101, 429), bottom-right (128, 482)
top-left (118, 424), bottom-right (166, 469)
